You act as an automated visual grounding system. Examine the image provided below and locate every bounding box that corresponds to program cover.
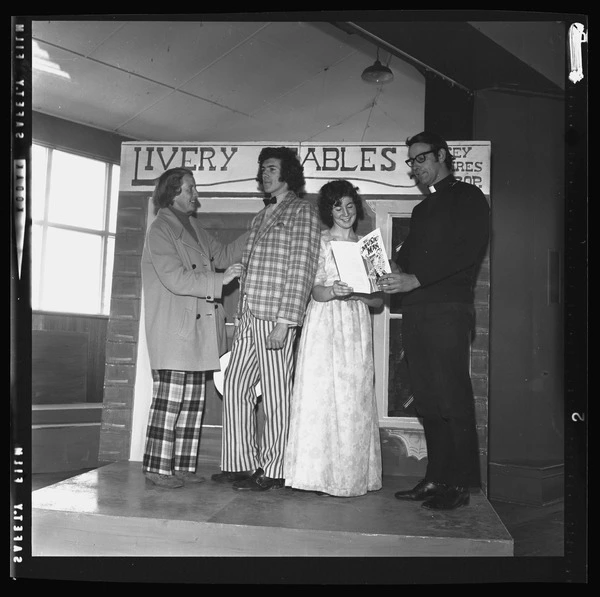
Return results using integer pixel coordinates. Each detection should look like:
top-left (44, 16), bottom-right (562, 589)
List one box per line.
top-left (330, 228), bottom-right (390, 294)
top-left (357, 228), bottom-right (392, 279)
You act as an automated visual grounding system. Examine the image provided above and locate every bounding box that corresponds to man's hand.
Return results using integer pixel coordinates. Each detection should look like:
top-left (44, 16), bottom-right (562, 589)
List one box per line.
top-left (376, 273), bottom-right (420, 294)
top-left (266, 322), bottom-right (289, 350)
top-left (223, 263), bottom-right (244, 285)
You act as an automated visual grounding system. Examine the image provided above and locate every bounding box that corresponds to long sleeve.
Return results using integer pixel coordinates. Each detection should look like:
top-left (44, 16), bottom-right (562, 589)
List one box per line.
top-left (397, 181), bottom-right (490, 305)
top-left (145, 223), bottom-right (218, 299)
top-left (203, 228), bottom-right (250, 270)
top-left (277, 201), bottom-right (321, 323)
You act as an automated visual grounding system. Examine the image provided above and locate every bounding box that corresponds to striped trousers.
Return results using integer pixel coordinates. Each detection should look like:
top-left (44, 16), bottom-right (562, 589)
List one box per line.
top-left (143, 369), bottom-right (206, 475)
top-left (221, 308), bottom-right (297, 479)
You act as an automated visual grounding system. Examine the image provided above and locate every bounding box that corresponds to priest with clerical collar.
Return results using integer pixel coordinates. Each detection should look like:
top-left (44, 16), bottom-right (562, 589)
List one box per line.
top-left (377, 131), bottom-right (490, 511)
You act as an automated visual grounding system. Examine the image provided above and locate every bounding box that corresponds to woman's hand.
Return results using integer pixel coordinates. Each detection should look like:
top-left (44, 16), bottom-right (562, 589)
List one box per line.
top-left (330, 280), bottom-right (353, 300)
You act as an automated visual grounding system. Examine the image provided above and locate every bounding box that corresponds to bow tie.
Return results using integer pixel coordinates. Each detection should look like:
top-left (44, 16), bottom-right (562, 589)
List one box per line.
top-left (263, 196), bottom-right (277, 206)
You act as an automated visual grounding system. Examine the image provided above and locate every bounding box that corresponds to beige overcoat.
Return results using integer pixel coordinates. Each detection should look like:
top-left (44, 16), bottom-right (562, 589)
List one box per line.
top-left (142, 207), bottom-right (247, 371)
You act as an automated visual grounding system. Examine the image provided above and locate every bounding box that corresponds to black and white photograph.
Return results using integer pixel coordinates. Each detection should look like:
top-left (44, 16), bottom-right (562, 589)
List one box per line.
top-left (11, 11), bottom-right (587, 585)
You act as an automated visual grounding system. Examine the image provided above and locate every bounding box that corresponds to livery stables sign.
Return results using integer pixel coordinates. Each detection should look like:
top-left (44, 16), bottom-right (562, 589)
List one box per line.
top-left (119, 141), bottom-right (490, 196)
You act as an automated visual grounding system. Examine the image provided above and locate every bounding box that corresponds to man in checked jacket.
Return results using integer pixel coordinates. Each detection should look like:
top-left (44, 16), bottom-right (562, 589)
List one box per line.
top-left (212, 146), bottom-right (321, 491)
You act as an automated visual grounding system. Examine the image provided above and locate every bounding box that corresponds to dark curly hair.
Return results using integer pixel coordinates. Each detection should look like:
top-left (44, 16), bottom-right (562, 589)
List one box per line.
top-left (317, 179), bottom-right (364, 231)
top-left (406, 131), bottom-right (454, 171)
top-left (255, 147), bottom-right (306, 196)
top-left (152, 167), bottom-right (194, 215)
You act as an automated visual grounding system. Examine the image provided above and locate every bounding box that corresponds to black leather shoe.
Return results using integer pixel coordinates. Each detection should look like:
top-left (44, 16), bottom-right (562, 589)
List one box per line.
top-left (394, 479), bottom-right (446, 501)
top-left (252, 474), bottom-right (285, 491)
top-left (232, 468), bottom-right (284, 491)
top-left (421, 486), bottom-right (470, 510)
top-left (210, 471), bottom-right (251, 484)
top-left (232, 468), bottom-right (263, 490)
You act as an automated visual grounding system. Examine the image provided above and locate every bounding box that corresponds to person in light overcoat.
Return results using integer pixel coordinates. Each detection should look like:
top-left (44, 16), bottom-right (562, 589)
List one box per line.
top-left (141, 167), bottom-right (248, 488)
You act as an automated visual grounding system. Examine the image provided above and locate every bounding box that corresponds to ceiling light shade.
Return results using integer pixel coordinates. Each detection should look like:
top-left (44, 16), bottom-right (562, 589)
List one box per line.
top-left (361, 58), bottom-right (394, 84)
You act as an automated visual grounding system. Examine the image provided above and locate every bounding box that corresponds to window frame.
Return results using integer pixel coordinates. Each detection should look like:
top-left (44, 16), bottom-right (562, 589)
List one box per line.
top-left (32, 142), bottom-right (119, 316)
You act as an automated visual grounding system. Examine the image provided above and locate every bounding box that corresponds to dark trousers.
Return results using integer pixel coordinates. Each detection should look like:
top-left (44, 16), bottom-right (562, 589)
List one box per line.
top-left (402, 302), bottom-right (479, 487)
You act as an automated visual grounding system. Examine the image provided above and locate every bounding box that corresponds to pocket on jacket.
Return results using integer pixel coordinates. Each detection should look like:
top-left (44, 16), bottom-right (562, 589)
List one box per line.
top-left (176, 308), bottom-right (193, 338)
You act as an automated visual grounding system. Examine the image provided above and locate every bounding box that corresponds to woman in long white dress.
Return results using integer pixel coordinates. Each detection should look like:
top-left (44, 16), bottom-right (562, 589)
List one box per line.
top-left (284, 180), bottom-right (383, 497)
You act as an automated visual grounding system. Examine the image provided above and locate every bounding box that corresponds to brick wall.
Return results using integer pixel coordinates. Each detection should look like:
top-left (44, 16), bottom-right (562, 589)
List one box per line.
top-left (472, 250), bottom-right (491, 489)
top-left (98, 193), bottom-right (148, 462)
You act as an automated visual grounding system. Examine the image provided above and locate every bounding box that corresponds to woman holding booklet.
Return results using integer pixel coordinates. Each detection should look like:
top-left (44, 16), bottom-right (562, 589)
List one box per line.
top-left (284, 179), bottom-right (383, 497)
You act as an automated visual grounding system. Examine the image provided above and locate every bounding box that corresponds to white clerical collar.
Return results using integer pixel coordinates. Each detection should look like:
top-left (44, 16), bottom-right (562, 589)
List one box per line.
top-left (428, 185), bottom-right (437, 194)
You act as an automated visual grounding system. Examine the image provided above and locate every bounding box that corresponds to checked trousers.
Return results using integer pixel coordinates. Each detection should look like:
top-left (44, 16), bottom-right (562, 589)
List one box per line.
top-left (143, 369), bottom-right (206, 476)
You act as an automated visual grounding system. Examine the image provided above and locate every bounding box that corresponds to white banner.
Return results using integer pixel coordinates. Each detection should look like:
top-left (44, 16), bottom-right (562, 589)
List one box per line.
top-left (119, 141), bottom-right (490, 195)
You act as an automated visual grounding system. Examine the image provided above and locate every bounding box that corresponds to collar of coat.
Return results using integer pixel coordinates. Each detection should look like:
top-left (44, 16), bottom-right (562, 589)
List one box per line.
top-left (157, 206), bottom-right (202, 240)
top-left (154, 207), bottom-right (214, 259)
top-left (248, 190), bottom-right (300, 248)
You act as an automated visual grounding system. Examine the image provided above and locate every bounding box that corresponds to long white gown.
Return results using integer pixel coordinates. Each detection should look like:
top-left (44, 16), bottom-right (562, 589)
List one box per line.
top-left (284, 229), bottom-right (382, 497)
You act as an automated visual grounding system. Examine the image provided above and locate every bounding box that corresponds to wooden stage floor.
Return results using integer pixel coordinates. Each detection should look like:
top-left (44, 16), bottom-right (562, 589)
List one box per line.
top-left (32, 460), bottom-right (513, 558)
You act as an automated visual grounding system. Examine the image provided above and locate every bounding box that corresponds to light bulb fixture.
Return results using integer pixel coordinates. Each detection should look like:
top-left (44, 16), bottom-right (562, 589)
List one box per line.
top-left (361, 48), bottom-right (394, 84)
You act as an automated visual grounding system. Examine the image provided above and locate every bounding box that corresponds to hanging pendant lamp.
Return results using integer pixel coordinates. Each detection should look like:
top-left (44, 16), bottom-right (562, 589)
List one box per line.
top-left (361, 48), bottom-right (394, 84)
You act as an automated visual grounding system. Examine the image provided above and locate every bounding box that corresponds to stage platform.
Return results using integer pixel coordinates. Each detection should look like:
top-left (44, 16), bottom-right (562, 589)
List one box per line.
top-left (31, 460), bottom-right (513, 557)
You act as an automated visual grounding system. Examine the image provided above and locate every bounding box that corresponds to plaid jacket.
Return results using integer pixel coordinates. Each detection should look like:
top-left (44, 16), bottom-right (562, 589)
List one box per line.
top-left (239, 191), bottom-right (320, 325)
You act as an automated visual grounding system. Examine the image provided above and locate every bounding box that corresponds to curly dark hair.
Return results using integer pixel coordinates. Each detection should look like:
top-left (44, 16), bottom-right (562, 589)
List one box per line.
top-left (317, 179), bottom-right (364, 230)
top-left (255, 147), bottom-right (306, 196)
top-left (406, 131), bottom-right (454, 171)
top-left (152, 167), bottom-right (194, 215)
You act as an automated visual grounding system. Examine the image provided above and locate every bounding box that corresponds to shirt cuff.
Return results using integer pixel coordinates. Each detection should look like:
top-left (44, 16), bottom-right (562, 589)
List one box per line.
top-left (276, 318), bottom-right (296, 326)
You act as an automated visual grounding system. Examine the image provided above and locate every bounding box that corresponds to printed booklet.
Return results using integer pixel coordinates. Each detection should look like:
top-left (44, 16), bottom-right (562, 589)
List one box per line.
top-left (330, 228), bottom-right (391, 294)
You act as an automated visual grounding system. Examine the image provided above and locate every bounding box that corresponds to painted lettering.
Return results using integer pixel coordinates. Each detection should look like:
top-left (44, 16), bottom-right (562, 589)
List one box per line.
top-left (157, 147), bottom-right (178, 170)
top-left (454, 161), bottom-right (483, 174)
top-left (181, 147), bottom-right (198, 169)
top-left (121, 143), bottom-right (488, 194)
top-left (302, 148), bottom-right (321, 171)
top-left (450, 146), bottom-right (473, 159)
top-left (454, 175), bottom-right (483, 187)
top-left (220, 147), bottom-right (237, 170)
top-left (340, 148), bottom-right (358, 171)
top-left (361, 148), bottom-right (376, 171)
top-left (199, 148), bottom-right (216, 171)
top-left (322, 148), bottom-right (339, 171)
top-left (144, 147), bottom-right (154, 171)
top-left (381, 147), bottom-right (397, 171)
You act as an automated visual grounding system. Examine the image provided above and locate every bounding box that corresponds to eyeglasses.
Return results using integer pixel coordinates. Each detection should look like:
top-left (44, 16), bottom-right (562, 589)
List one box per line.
top-left (405, 149), bottom-right (436, 168)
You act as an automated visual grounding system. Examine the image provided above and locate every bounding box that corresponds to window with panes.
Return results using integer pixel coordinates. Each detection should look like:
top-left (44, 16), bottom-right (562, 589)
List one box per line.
top-left (32, 143), bottom-right (119, 315)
